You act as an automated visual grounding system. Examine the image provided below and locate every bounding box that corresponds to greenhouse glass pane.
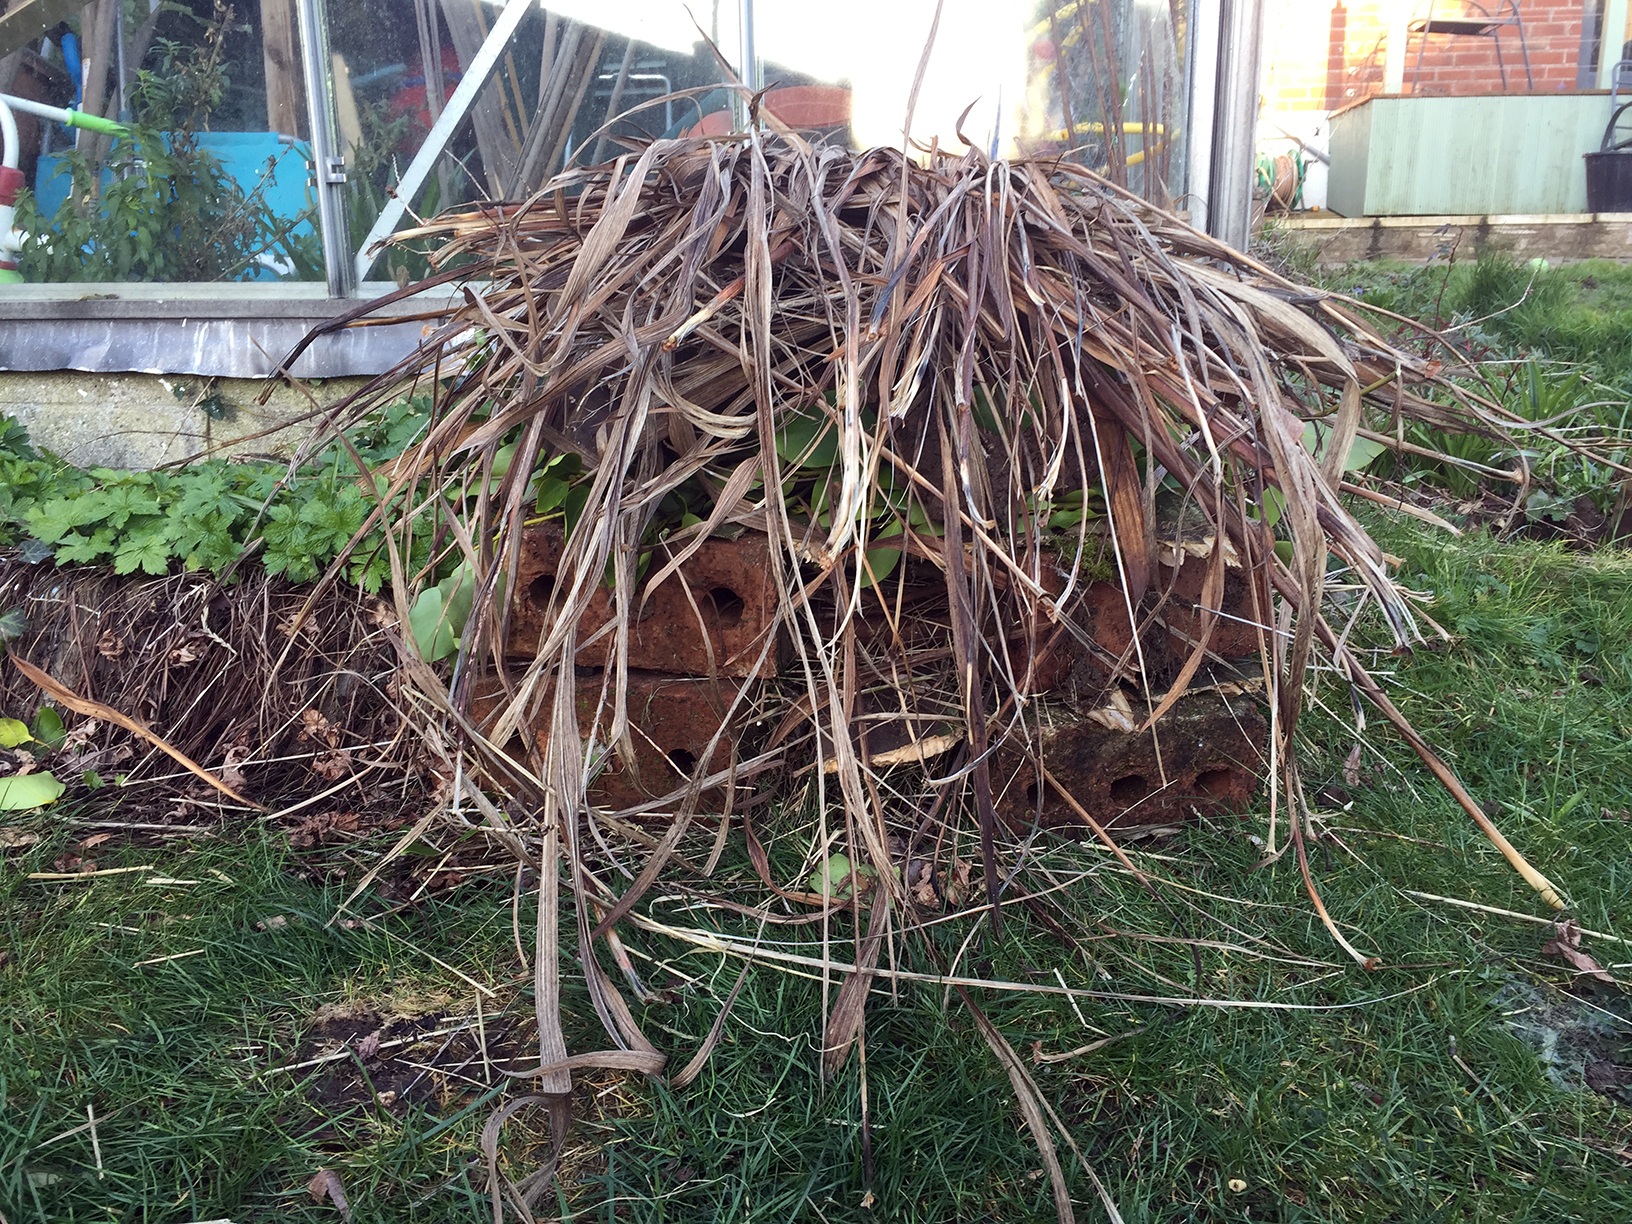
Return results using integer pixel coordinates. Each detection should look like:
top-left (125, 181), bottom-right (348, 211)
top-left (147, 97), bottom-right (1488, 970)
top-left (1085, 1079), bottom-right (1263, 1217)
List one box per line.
top-left (753, 0), bottom-right (1192, 207)
top-left (12, 0), bottom-right (324, 283)
top-left (334, 0), bottom-right (741, 283)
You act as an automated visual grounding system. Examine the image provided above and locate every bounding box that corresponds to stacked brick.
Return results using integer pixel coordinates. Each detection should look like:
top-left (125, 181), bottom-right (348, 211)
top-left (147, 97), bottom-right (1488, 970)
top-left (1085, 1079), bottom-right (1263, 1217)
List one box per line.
top-left (1263, 0), bottom-right (1595, 113)
top-left (483, 526), bottom-right (776, 811)
top-left (486, 528), bottom-right (1267, 837)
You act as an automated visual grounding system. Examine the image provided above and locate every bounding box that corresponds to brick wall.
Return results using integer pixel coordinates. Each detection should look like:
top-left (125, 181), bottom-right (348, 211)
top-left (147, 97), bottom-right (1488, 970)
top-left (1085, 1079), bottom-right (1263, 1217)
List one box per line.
top-left (1263, 0), bottom-right (1595, 111)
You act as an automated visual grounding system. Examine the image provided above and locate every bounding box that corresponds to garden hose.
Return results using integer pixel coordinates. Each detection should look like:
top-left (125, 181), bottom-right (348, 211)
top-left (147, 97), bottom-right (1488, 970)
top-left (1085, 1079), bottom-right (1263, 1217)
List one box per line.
top-left (0, 94), bottom-right (128, 284)
top-left (0, 92), bottom-right (128, 139)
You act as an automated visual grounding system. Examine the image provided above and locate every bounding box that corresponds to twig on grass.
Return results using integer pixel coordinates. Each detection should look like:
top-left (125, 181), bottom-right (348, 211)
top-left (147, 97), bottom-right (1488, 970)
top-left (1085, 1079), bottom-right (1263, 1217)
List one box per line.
top-left (1404, 890), bottom-right (1631, 947)
top-left (133, 948), bottom-right (206, 967)
top-left (85, 1105), bottom-right (102, 1180)
top-left (1034, 1025), bottom-right (1149, 1064)
top-left (27, 865), bottom-right (155, 881)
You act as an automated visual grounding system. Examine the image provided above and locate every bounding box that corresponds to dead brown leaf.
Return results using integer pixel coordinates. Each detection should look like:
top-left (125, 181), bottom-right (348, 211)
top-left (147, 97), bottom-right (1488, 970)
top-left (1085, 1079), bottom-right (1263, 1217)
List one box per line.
top-left (78, 833), bottom-right (113, 850)
top-left (312, 750), bottom-right (353, 781)
top-left (96, 632), bottom-right (124, 659)
top-left (907, 858), bottom-right (937, 906)
top-left (220, 745), bottom-right (252, 794)
top-left (1541, 921), bottom-right (1616, 984)
top-left (944, 855), bottom-right (972, 908)
top-left (64, 735), bottom-right (131, 778)
top-left (1343, 744), bottom-right (1362, 788)
top-left (0, 827), bottom-right (42, 850)
top-left (255, 914), bottom-right (289, 931)
top-left (168, 644), bottom-right (199, 666)
top-left (355, 1030), bottom-right (382, 1061)
top-left (307, 1168), bottom-right (352, 1221)
top-left (61, 721), bottom-right (132, 778)
top-left (299, 709), bottom-right (342, 749)
top-left (425, 764), bottom-right (453, 805)
top-left (288, 810), bottom-right (362, 848)
top-left (61, 719), bottom-right (99, 752)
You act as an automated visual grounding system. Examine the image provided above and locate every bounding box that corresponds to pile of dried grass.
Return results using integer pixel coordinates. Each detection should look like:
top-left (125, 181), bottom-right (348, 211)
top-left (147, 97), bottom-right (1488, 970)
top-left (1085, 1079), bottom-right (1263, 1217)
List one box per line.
top-left (0, 563), bottom-right (418, 823)
top-left (266, 126), bottom-right (1592, 1216)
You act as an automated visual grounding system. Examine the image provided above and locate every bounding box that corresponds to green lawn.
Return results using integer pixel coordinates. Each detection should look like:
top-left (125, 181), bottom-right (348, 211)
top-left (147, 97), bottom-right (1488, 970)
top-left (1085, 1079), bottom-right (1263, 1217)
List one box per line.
top-left (4, 514), bottom-right (1632, 1223)
top-left (1282, 245), bottom-right (1632, 393)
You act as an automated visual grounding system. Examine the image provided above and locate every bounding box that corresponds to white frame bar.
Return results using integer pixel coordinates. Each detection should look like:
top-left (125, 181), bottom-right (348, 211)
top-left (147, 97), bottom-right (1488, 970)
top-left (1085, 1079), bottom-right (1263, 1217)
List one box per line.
top-left (353, 0), bottom-right (535, 286)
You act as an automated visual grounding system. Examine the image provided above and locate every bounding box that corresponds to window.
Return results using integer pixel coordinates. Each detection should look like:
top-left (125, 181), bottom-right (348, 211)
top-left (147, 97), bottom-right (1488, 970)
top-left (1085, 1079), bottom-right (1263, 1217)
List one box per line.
top-left (0, 0), bottom-right (1192, 295)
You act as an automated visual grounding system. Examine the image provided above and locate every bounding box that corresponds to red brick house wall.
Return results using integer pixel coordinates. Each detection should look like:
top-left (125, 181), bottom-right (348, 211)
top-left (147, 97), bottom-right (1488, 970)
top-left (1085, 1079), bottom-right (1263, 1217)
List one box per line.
top-left (1264, 0), bottom-right (1597, 111)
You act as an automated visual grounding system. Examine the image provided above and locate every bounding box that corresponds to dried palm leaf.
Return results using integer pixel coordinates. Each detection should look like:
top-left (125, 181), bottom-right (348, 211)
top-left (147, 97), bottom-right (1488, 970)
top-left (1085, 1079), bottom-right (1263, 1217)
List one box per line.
top-left (288, 131), bottom-right (1582, 1217)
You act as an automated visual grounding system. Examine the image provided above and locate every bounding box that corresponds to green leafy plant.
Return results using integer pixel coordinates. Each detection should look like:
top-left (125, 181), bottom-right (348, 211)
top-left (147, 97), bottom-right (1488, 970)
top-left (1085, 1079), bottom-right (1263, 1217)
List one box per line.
top-left (13, 2), bottom-right (319, 282)
top-left (0, 715), bottom-right (65, 810)
top-left (0, 608), bottom-right (28, 641)
top-left (1, 398), bottom-right (442, 592)
top-left (407, 561), bottom-right (475, 663)
top-left (0, 772), bottom-right (66, 811)
top-left (0, 402), bottom-right (615, 667)
top-left (807, 851), bottom-right (875, 901)
top-left (31, 708), bottom-right (66, 751)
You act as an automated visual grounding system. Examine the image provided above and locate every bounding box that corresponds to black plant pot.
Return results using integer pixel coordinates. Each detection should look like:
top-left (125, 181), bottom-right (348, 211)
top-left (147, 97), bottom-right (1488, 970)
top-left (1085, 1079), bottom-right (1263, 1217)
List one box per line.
top-left (1585, 150), bottom-right (1632, 213)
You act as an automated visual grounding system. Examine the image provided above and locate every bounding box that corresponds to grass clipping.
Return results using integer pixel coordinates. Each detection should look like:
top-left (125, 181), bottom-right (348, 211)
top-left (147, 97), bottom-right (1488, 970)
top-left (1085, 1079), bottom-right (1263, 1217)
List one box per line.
top-left (291, 131), bottom-right (1573, 1209)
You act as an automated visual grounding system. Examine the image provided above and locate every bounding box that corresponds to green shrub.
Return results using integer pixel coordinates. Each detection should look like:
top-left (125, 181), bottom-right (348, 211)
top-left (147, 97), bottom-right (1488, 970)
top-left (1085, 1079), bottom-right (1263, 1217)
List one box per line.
top-left (12, 4), bottom-right (319, 282)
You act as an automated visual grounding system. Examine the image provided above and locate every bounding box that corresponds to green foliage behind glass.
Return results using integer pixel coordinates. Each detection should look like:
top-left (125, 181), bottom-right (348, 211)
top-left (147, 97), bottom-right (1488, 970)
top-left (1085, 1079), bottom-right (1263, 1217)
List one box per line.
top-left (12, 4), bottom-right (319, 282)
top-left (13, 124), bottom-right (320, 282)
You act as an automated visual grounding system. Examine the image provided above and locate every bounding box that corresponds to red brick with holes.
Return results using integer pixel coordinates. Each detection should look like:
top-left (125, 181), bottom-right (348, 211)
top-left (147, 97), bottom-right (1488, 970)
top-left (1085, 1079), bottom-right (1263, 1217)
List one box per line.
top-left (506, 526), bottom-right (781, 677)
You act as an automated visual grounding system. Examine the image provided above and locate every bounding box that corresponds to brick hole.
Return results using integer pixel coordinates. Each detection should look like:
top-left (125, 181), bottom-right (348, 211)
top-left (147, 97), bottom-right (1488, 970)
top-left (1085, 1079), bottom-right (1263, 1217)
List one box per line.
top-left (528, 573), bottom-right (557, 607)
top-left (1109, 774), bottom-right (1148, 804)
top-left (667, 747), bottom-right (698, 775)
top-left (1194, 767), bottom-right (1236, 798)
top-left (706, 585), bottom-right (745, 628)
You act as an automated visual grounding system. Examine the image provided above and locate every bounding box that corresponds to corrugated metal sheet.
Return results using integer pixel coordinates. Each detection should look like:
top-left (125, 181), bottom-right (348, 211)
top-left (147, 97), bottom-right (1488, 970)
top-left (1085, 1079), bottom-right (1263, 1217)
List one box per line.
top-left (0, 315), bottom-right (429, 378)
top-left (0, 285), bottom-right (449, 378)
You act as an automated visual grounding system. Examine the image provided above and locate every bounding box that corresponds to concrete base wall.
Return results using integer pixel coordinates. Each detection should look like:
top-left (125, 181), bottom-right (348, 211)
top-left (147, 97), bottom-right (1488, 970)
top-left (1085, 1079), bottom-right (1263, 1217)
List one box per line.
top-left (0, 371), bottom-right (368, 470)
top-left (1275, 213), bottom-right (1632, 267)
